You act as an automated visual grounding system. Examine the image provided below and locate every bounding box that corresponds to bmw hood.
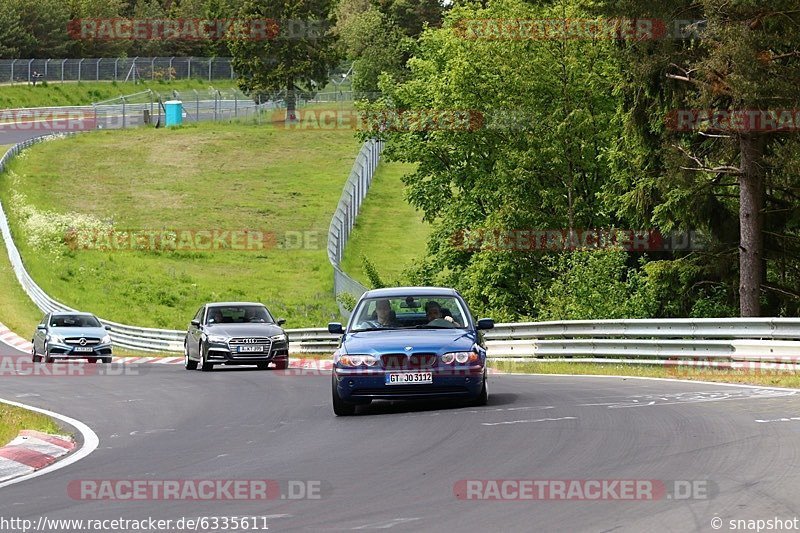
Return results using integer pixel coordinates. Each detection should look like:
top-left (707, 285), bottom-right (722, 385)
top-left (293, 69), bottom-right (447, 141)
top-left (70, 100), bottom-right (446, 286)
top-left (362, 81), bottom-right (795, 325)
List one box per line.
top-left (205, 323), bottom-right (285, 338)
top-left (341, 329), bottom-right (478, 355)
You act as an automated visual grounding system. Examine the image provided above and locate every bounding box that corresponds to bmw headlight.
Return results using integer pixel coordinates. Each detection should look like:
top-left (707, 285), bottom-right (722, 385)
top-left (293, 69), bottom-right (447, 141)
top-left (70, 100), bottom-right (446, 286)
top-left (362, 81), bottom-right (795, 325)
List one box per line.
top-left (101, 335), bottom-right (111, 344)
top-left (207, 335), bottom-right (228, 344)
top-left (337, 354), bottom-right (378, 367)
top-left (270, 333), bottom-right (287, 342)
top-left (441, 351), bottom-right (479, 364)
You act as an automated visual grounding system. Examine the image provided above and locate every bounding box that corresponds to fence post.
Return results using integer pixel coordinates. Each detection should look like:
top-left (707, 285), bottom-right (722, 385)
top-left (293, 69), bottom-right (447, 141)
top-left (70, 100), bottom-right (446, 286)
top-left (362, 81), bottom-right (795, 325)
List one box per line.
top-left (77, 58), bottom-right (84, 82)
top-left (27, 59), bottom-right (33, 83)
top-left (194, 90), bottom-right (199, 120)
top-left (114, 58), bottom-right (118, 81)
top-left (122, 96), bottom-right (126, 129)
top-left (168, 57), bottom-right (174, 80)
top-left (61, 59), bottom-right (66, 82)
top-left (96, 58), bottom-right (100, 81)
top-left (10, 59), bottom-right (15, 83)
top-left (187, 57), bottom-right (191, 79)
top-left (234, 91), bottom-right (238, 118)
top-left (208, 58), bottom-right (212, 82)
top-left (44, 58), bottom-right (50, 79)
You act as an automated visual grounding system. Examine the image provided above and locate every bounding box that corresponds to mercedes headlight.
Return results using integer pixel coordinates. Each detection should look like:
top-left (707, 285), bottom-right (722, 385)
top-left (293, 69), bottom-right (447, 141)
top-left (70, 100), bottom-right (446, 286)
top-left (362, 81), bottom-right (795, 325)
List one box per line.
top-left (101, 335), bottom-right (111, 344)
top-left (47, 335), bottom-right (64, 344)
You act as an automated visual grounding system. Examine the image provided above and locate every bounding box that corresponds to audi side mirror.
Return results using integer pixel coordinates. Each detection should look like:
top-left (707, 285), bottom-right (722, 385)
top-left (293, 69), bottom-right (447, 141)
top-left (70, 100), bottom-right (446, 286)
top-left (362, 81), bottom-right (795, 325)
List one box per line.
top-left (277, 318), bottom-right (286, 326)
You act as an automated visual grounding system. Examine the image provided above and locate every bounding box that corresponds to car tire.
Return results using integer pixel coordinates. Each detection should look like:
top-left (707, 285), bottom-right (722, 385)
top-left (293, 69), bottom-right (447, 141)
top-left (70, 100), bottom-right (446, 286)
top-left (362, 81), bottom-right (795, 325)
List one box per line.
top-left (88, 358), bottom-right (98, 364)
top-left (332, 377), bottom-right (356, 416)
top-left (102, 357), bottom-right (112, 364)
top-left (31, 347), bottom-right (41, 363)
top-left (257, 362), bottom-right (269, 370)
top-left (472, 377), bottom-right (488, 407)
top-left (200, 344), bottom-right (214, 372)
top-left (273, 359), bottom-right (288, 370)
top-left (44, 352), bottom-right (54, 364)
top-left (184, 345), bottom-right (197, 370)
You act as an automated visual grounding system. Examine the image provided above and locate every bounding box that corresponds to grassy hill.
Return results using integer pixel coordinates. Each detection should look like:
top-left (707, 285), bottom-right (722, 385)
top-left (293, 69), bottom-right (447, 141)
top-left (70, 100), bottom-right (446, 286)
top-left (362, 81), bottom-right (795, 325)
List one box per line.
top-left (0, 120), bottom-right (360, 329)
top-left (341, 161), bottom-right (430, 286)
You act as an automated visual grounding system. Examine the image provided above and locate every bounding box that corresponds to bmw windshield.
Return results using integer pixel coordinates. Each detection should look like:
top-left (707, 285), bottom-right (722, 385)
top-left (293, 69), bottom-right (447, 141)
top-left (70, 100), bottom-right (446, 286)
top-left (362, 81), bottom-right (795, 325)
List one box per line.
top-left (349, 296), bottom-right (469, 332)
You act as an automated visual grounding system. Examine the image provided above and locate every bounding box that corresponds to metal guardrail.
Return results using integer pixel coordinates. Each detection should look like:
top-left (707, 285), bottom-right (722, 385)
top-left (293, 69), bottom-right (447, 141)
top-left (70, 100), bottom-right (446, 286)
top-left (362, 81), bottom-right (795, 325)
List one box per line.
top-left (327, 139), bottom-right (383, 318)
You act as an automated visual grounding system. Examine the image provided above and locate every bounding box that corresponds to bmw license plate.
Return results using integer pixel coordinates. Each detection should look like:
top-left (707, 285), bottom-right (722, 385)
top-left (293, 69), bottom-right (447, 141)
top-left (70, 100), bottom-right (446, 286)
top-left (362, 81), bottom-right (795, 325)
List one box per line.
top-left (238, 346), bottom-right (265, 353)
top-left (73, 347), bottom-right (93, 353)
top-left (386, 372), bottom-right (433, 385)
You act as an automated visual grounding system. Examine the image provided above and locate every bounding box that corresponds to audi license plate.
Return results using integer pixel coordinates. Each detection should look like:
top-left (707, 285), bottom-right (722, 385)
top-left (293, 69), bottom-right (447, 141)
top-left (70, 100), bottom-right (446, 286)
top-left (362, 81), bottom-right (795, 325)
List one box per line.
top-left (238, 346), bottom-right (265, 353)
top-left (73, 347), bottom-right (93, 353)
top-left (386, 372), bottom-right (433, 385)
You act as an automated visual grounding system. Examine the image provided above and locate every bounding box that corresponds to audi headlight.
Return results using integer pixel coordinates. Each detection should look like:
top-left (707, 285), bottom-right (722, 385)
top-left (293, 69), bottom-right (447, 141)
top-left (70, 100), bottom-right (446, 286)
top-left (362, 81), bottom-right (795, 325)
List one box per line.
top-left (338, 354), bottom-right (378, 367)
top-left (101, 335), bottom-right (111, 344)
top-left (270, 333), bottom-right (287, 342)
top-left (207, 335), bottom-right (228, 343)
top-left (441, 351), bottom-right (479, 364)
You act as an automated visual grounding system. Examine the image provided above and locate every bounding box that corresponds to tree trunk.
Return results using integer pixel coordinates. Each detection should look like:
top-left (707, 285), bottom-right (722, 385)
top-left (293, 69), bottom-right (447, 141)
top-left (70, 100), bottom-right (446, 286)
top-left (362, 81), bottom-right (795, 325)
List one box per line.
top-left (738, 133), bottom-right (766, 316)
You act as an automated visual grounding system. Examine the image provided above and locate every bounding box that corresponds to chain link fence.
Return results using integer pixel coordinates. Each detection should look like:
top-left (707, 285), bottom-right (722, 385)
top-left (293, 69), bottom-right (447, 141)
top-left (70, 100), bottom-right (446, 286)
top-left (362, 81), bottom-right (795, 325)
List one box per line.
top-left (327, 140), bottom-right (384, 318)
top-left (0, 57), bottom-right (235, 84)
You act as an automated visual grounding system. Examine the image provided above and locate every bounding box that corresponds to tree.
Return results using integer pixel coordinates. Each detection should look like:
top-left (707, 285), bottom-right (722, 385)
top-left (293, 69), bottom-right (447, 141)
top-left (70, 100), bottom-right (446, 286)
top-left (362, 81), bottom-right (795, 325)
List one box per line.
top-left (229, 0), bottom-right (338, 120)
top-left (334, 0), bottom-right (444, 96)
top-left (602, 0), bottom-right (800, 316)
top-left (371, 0), bottom-right (621, 319)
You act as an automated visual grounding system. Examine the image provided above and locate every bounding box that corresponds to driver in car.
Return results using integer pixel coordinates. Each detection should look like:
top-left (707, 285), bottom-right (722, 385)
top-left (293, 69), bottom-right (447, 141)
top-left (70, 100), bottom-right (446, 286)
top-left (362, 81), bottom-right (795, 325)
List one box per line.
top-left (425, 301), bottom-right (460, 327)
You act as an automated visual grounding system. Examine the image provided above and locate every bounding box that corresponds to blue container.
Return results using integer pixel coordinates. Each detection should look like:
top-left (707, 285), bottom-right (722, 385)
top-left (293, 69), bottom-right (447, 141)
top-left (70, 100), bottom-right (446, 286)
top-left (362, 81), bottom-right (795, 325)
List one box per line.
top-left (164, 100), bottom-right (183, 127)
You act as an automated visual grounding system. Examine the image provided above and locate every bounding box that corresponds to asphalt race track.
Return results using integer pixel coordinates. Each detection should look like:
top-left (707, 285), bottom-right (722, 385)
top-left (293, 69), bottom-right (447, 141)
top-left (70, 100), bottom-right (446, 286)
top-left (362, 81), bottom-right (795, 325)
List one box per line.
top-left (2, 337), bottom-right (800, 532)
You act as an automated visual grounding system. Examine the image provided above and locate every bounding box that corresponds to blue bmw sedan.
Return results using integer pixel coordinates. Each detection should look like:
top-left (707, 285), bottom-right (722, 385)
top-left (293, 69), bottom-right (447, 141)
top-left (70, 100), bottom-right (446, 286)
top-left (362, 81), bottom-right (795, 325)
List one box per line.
top-left (328, 287), bottom-right (494, 416)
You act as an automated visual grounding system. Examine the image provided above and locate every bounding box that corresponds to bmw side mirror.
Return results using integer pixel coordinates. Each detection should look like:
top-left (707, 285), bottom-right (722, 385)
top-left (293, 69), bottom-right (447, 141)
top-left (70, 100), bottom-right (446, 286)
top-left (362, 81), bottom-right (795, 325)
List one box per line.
top-left (328, 322), bottom-right (344, 334)
top-left (477, 318), bottom-right (494, 330)
top-left (277, 318), bottom-right (286, 326)
top-left (190, 319), bottom-right (200, 327)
